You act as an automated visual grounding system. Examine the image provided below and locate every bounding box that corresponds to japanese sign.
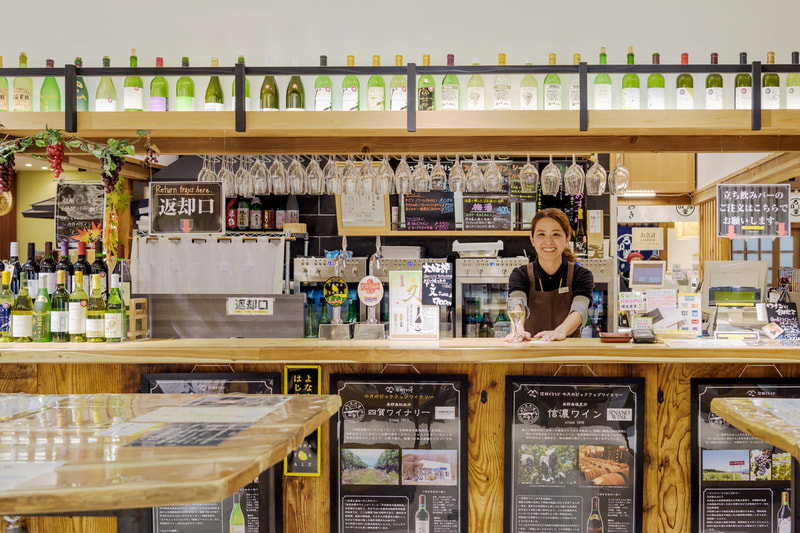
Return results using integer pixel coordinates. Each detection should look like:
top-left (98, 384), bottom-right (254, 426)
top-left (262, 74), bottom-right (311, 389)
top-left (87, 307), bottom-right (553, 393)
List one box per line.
top-left (226, 297), bottom-right (274, 316)
top-left (389, 271), bottom-right (439, 339)
top-left (505, 376), bottom-right (644, 533)
top-left (284, 365), bottom-right (322, 476)
top-left (632, 227), bottom-right (664, 250)
top-left (421, 262), bottom-right (453, 307)
top-left (692, 379), bottom-right (800, 533)
top-left (330, 375), bottom-right (468, 533)
top-left (403, 192), bottom-right (456, 231)
top-left (716, 184), bottom-right (791, 238)
top-left (463, 195), bottom-right (512, 230)
top-left (55, 182), bottom-right (105, 250)
top-left (765, 302), bottom-right (800, 340)
top-left (151, 181), bottom-right (224, 235)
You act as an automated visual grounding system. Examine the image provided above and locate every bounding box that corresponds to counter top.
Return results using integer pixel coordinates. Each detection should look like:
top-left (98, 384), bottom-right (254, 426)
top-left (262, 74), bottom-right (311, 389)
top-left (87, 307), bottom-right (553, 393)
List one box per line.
top-left (1, 337), bottom-right (799, 364)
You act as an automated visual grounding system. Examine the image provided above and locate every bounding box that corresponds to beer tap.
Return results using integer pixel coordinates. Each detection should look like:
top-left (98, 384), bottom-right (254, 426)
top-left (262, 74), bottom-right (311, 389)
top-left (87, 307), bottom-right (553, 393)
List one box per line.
top-left (335, 235), bottom-right (348, 277)
top-left (369, 235), bottom-right (382, 276)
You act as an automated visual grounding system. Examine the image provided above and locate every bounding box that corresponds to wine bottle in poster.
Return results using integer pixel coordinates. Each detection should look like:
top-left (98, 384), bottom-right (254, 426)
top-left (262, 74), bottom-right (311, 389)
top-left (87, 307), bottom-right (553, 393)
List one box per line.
top-left (587, 496), bottom-right (603, 533)
top-left (415, 494), bottom-right (430, 533)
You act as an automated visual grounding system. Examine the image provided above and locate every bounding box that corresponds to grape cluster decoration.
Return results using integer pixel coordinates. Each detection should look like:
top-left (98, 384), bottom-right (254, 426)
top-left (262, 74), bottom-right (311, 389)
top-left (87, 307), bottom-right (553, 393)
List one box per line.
top-left (0, 150), bottom-right (17, 194)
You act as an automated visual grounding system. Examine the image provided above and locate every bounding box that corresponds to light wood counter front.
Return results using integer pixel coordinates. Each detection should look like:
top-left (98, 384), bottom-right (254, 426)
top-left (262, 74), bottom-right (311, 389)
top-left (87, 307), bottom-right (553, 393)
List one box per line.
top-left (710, 397), bottom-right (800, 461)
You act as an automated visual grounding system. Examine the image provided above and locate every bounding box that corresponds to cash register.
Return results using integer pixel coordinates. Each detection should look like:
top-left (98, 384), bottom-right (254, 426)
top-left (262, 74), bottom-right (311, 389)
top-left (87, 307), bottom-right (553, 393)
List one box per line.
top-left (701, 261), bottom-right (769, 336)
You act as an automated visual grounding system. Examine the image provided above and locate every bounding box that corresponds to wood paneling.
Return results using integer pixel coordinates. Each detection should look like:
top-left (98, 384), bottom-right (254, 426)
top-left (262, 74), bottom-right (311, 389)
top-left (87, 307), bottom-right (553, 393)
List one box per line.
top-left (613, 153), bottom-right (695, 194)
top-left (698, 199), bottom-right (730, 277)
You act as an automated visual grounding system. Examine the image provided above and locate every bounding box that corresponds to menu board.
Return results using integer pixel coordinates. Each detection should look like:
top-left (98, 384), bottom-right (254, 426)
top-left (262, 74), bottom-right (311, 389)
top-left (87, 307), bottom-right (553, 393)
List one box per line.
top-left (330, 375), bottom-right (469, 533)
top-left (55, 182), bottom-right (105, 250)
top-left (765, 302), bottom-right (800, 340)
top-left (142, 373), bottom-right (282, 533)
top-left (150, 181), bottom-right (225, 235)
top-left (692, 379), bottom-right (799, 533)
top-left (463, 196), bottom-right (512, 231)
top-left (716, 184), bottom-right (791, 238)
top-left (508, 162), bottom-right (538, 203)
top-left (505, 376), bottom-right (644, 533)
top-left (421, 262), bottom-right (453, 307)
top-left (403, 192), bottom-right (456, 231)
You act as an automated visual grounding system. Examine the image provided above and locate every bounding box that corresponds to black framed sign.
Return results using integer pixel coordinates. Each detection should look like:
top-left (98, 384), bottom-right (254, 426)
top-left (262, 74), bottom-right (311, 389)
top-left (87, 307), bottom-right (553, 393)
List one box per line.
top-left (150, 181), bottom-right (225, 235)
top-left (691, 378), bottom-right (799, 533)
top-left (330, 374), bottom-right (469, 533)
top-left (504, 376), bottom-right (645, 533)
top-left (142, 372), bottom-right (282, 533)
top-left (716, 184), bottom-right (791, 238)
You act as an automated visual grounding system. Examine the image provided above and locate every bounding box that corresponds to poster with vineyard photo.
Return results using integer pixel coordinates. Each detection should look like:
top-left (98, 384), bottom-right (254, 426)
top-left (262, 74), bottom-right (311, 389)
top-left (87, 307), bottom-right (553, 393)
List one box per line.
top-left (504, 376), bottom-right (644, 533)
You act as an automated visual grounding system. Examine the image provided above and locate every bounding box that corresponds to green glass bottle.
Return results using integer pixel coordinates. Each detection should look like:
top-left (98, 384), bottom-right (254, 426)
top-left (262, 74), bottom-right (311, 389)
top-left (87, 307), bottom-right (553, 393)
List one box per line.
top-left (123, 48), bottom-right (144, 111)
top-left (367, 55), bottom-right (386, 111)
top-left (566, 53), bottom-right (581, 110)
top-left (304, 297), bottom-right (318, 338)
top-left (86, 274), bottom-right (105, 342)
top-left (204, 57), bottom-right (224, 111)
top-left (762, 51), bottom-right (780, 110)
top-left (705, 53), bottom-right (723, 110)
top-left (231, 55), bottom-right (251, 111)
top-left (11, 272), bottom-right (33, 341)
top-left (593, 47), bottom-right (612, 110)
top-left (51, 270), bottom-right (69, 342)
top-left (442, 53), bottom-right (460, 110)
top-left (230, 492), bottom-right (245, 533)
top-left (68, 271), bottom-right (88, 342)
top-left (259, 69), bottom-right (279, 111)
top-left (544, 53), bottom-right (562, 110)
top-left (0, 56), bottom-right (7, 112)
top-left (176, 57), bottom-right (194, 111)
top-left (622, 46), bottom-right (640, 110)
top-left (39, 59), bottom-right (61, 112)
top-left (0, 271), bottom-right (13, 341)
top-left (314, 55), bottom-right (332, 111)
top-left (389, 54), bottom-right (407, 111)
top-left (13, 52), bottom-right (33, 112)
top-left (520, 59), bottom-right (538, 110)
top-left (150, 57), bottom-right (168, 111)
top-left (319, 302), bottom-right (330, 325)
top-left (467, 58), bottom-right (485, 110)
top-left (493, 303), bottom-right (511, 338)
top-left (417, 54), bottom-right (435, 111)
top-left (105, 274), bottom-right (123, 343)
top-left (647, 53), bottom-right (665, 109)
top-left (95, 56), bottom-right (117, 112)
top-left (676, 53), bottom-right (694, 110)
top-left (492, 53), bottom-right (511, 110)
top-left (74, 57), bottom-right (89, 112)
top-left (735, 52), bottom-right (752, 110)
top-left (787, 52), bottom-right (800, 109)
top-left (32, 273), bottom-right (51, 342)
top-left (286, 58), bottom-right (305, 111)
top-left (342, 55), bottom-right (360, 111)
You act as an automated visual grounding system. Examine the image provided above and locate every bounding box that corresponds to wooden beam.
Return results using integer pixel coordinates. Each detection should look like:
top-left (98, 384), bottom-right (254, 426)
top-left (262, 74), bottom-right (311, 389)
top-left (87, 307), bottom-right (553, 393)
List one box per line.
top-left (66, 155), bottom-right (155, 181)
top-left (692, 152), bottom-right (800, 204)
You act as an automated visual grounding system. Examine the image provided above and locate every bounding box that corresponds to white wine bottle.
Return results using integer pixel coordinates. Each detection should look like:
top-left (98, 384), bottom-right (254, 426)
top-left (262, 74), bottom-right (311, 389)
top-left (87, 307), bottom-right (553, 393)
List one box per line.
top-left (86, 274), bottom-right (105, 342)
top-left (11, 272), bottom-right (33, 342)
top-left (204, 57), bottom-right (224, 111)
top-left (230, 492), bottom-right (245, 533)
top-left (123, 48), bottom-right (144, 112)
top-left (342, 55), bottom-right (360, 111)
top-left (567, 53), bottom-right (581, 110)
top-left (621, 47), bottom-right (640, 110)
top-left (520, 59), bottom-right (538, 110)
top-left (705, 53), bottom-right (723, 110)
top-left (68, 271), bottom-right (88, 343)
top-left (441, 54), bottom-right (460, 110)
top-left (676, 53), bottom-right (694, 110)
top-left (389, 55), bottom-right (407, 111)
top-left (544, 53), bottom-right (562, 110)
top-left (493, 53), bottom-right (511, 110)
top-left (95, 56), bottom-right (117, 112)
top-left (467, 58), bottom-right (485, 111)
top-left (762, 51), bottom-right (781, 110)
top-left (593, 47), bottom-right (612, 110)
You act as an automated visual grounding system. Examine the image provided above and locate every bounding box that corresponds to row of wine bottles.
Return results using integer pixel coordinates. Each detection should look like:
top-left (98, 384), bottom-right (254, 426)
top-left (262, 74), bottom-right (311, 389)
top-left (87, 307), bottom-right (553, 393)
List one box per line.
top-left (3, 48), bottom-right (800, 112)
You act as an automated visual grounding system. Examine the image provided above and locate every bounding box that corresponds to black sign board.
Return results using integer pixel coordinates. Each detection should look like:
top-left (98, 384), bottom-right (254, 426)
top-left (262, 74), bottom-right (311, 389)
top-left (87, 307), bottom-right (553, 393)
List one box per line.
top-left (284, 365), bottom-right (322, 476)
top-left (330, 374), bottom-right (469, 533)
top-left (766, 302), bottom-right (800, 340)
top-left (151, 181), bottom-right (224, 235)
top-left (142, 372), bottom-right (282, 533)
top-left (463, 195), bottom-right (512, 230)
top-left (505, 376), bottom-right (645, 533)
top-left (716, 184), bottom-right (791, 238)
top-left (421, 262), bottom-right (454, 307)
top-left (508, 162), bottom-right (538, 203)
top-left (55, 182), bottom-right (105, 250)
top-left (403, 192), bottom-right (456, 231)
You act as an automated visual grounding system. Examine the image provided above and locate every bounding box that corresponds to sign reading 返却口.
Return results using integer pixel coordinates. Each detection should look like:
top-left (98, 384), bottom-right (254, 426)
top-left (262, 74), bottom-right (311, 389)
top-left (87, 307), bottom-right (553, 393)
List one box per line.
top-left (150, 181), bottom-right (224, 235)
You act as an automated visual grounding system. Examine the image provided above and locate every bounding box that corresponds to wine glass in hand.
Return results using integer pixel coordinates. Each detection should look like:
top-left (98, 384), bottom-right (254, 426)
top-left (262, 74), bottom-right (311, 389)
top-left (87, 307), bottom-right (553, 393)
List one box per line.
top-left (506, 295), bottom-right (530, 343)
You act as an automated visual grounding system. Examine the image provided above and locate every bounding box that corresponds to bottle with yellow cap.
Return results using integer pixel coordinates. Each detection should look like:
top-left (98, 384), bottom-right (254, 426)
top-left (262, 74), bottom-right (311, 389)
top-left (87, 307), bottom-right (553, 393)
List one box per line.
top-left (593, 47), bottom-right (612, 110)
top-left (417, 54), bottom-right (435, 111)
top-left (0, 270), bottom-right (13, 341)
top-left (493, 53), bottom-right (511, 110)
top-left (544, 53), bottom-right (562, 110)
top-left (12, 52), bottom-right (32, 112)
top-left (342, 55), bottom-right (360, 111)
top-left (762, 51), bottom-right (781, 110)
top-left (389, 55), bottom-right (407, 111)
top-left (622, 47), bottom-right (640, 110)
top-left (367, 55), bottom-right (385, 111)
top-left (567, 53), bottom-right (581, 110)
top-left (441, 54), bottom-right (460, 110)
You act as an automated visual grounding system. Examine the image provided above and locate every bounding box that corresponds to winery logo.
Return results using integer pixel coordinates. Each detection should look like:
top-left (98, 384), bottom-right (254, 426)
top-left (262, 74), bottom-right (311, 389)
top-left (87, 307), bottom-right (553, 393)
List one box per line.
top-left (675, 205), bottom-right (696, 217)
top-left (342, 400), bottom-right (365, 423)
top-left (747, 389), bottom-right (757, 397)
top-left (708, 411), bottom-right (730, 430)
top-left (790, 197), bottom-right (800, 217)
top-left (517, 403), bottom-right (540, 425)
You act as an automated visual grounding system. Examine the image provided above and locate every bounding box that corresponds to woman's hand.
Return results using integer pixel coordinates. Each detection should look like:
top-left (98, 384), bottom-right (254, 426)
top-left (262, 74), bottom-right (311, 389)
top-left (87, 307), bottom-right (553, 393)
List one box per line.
top-left (504, 330), bottom-right (531, 343)
top-left (533, 329), bottom-right (567, 342)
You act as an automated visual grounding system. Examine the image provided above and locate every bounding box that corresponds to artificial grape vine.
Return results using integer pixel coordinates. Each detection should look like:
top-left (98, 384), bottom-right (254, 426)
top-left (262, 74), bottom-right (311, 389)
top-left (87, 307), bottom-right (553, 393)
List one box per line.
top-left (0, 151), bottom-right (16, 194)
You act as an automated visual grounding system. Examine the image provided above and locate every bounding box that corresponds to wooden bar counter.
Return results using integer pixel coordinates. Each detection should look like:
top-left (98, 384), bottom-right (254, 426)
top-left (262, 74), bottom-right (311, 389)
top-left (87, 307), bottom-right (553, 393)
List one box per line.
top-left (2, 337), bottom-right (799, 533)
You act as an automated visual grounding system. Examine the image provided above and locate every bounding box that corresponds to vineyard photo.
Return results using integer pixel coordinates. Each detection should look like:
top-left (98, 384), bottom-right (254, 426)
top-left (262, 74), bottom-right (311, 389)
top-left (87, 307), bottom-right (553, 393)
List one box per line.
top-left (341, 448), bottom-right (400, 485)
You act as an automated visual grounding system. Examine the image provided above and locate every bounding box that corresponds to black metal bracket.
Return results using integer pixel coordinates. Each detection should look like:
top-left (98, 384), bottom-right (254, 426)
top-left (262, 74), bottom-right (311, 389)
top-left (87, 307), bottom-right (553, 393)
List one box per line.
top-left (407, 63), bottom-right (416, 132)
top-left (64, 64), bottom-right (77, 133)
top-left (751, 61), bottom-right (762, 131)
top-left (579, 62), bottom-right (588, 132)
top-left (235, 61), bottom-right (246, 133)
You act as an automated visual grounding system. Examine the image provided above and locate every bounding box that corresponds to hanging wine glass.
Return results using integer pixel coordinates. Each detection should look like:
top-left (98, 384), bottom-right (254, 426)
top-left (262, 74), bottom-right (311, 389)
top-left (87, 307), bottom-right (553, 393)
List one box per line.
top-left (235, 156), bottom-right (248, 198)
top-left (360, 155), bottom-right (376, 195)
top-left (306, 156), bottom-right (324, 195)
top-left (563, 154), bottom-right (585, 196)
top-left (585, 154), bottom-right (607, 196)
top-left (448, 155), bottom-right (465, 193)
top-left (395, 155), bottom-right (413, 195)
top-left (251, 156), bottom-right (268, 195)
top-left (342, 155), bottom-right (358, 195)
top-left (288, 155), bottom-right (307, 195)
top-left (466, 154), bottom-right (484, 192)
top-left (413, 155), bottom-right (431, 192)
top-left (609, 153), bottom-right (630, 195)
top-left (270, 156), bottom-right (288, 195)
top-left (376, 155), bottom-right (394, 195)
top-left (323, 156), bottom-right (342, 195)
top-left (519, 154), bottom-right (539, 194)
top-left (197, 155), bottom-right (214, 182)
top-left (540, 154), bottom-right (562, 196)
top-left (484, 154), bottom-right (503, 192)
top-left (218, 156), bottom-right (236, 197)
top-left (430, 155), bottom-right (447, 191)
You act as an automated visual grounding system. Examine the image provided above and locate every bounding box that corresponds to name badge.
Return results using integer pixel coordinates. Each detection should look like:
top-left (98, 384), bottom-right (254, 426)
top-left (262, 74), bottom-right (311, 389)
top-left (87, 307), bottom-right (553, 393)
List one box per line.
top-left (558, 287), bottom-right (569, 294)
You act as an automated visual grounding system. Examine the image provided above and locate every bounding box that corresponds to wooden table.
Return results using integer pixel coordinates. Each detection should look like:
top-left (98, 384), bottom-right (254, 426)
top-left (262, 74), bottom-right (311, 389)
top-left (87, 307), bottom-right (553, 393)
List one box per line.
top-left (0, 393), bottom-right (341, 516)
top-left (710, 397), bottom-right (800, 460)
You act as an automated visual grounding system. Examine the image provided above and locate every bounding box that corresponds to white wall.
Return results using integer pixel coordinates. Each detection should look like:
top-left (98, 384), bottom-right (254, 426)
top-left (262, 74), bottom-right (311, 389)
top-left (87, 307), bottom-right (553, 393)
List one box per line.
top-left (696, 153), bottom-right (771, 189)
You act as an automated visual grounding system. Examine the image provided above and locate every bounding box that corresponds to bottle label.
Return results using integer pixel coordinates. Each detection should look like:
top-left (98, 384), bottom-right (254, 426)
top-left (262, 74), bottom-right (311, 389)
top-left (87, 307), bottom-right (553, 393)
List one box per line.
top-left (95, 98), bottom-right (117, 112)
top-left (250, 210), bottom-right (263, 230)
top-left (76, 80), bottom-right (89, 111)
top-left (778, 518), bottom-right (791, 533)
top-left (33, 311), bottom-right (50, 338)
top-left (787, 86), bottom-right (800, 109)
top-left (12, 88), bottom-right (32, 111)
top-left (12, 314), bottom-right (32, 338)
top-left (647, 87), bottom-right (666, 110)
top-left (46, 274), bottom-right (56, 295)
top-left (237, 207), bottom-right (250, 228)
top-left (0, 303), bottom-right (10, 332)
top-left (124, 87), bottom-right (144, 110)
top-left (416, 520), bottom-right (429, 533)
top-left (150, 96), bottom-right (168, 112)
top-left (418, 86), bottom-right (435, 111)
top-left (231, 99), bottom-right (252, 112)
top-left (28, 279), bottom-right (38, 296)
top-left (122, 281), bottom-right (131, 308)
top-left (493, 84), bottom-right (512, 110)
top-left (104, 313), bottom-right (122, 339)
top-left (99, 273), bottom-right (107, 296)
top-left (520, 86), bottom-right (537, 110)
top-left (231, 526), bottom-right (245, 533)
top-left (176, 96), bottom-right (194, 111)
top-left (568, 82), bottom-right (580, 110)
top-left (390, 87), bottom-right (407, 111)
top-left (593, 84), bottom-right (612, 110)
top-left (465, 324), bottom-right (478, 338)
top-left (275, 210), bottom-right (285, 230)
top-left (51, 310), bottom-right (68, 333)
top-left (315, 87), bottom-right (332, 111)
top-left (261, 107), bottom-right (279, 112)
top-left (705, 87), bottom-right (724, 110)
top-left (368, 87), bottom-right (385, 111)
top-left (204, 102), bottom-right (225, 112)
top-left (735, 87), bottom-right (752, 110)
top-left (467, 87), bottom-right (485, 110)
top-left (544, 84), bottom-right (561, 110)
top-left (441, 85), bottom-right (459, 110)
top-left (494, 321), bottom-right (511, 338)
top-left (763, 86), bottom-right (781, 109)
top-left (0, 88), bottom-right (7, 110)
top-left (622, 87), bottom-right (640, 109)
top-left (68, 301), bottom-right (87, 334)
top-left (342, 87), bottom-right (359, 111)
top-left (86, 318), bottom-right (104, 339)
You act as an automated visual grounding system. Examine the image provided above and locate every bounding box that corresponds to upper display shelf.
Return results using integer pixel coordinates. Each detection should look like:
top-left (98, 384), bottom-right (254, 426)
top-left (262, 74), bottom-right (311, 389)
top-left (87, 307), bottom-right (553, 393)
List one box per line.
top-left (3, 110), bottom-right (800, 154)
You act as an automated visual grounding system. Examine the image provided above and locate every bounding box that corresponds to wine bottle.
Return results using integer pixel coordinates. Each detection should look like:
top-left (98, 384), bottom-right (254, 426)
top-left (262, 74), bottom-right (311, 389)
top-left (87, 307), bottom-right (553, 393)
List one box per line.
top-left (40, 59), bottom-right (61, 112)
top-left (390, 55), bottom-right (407, 111)
top-left (415, 495), bottom-right (430, 533)
top-left (544, 53), bottom-right (562, 110)
top-left (231, 55), bottom-right (251, 111)
top-left (441, 53), bottom-right (460, 110)
top-left (32, 275), bottom-right (51, 343)
top-left (763, 51), bottom-right (781, 110)
top-left (304, 297), bottom-right (318, 338)
top-left (367, 55), bottom-right (386, 111)
top-left (13, 52), bottom-right (32, 112)
top-left (581, 313), bottom-right (594, 338)
top-left (493, 53), bottom-right (511, 110)
top-left (704, 53), bottom-right (724, 110)
top-left (567, 53), bottom-right (581, 110)
top-left (95, 56), bottom-right (117, 112)
top-left (204, 57), bottom-right (224, 111)
top-left (50, 270), bottom-right (70, 342)
top-left (417, 54), bottom-right (435, 111)
top-left (237, 196), bottom-right (250, 231)
top-left (319, 301), bottom-right (330, 324)
top-left (286, 58), bottom-right (305, 111)
top-left (676, 53), bottom-right (694, 110)
top-left (150, 57), bottom-right (169, 111)
top-left (8, 242), bottom-right (21, 295)
top-left (112, 244), bottom-right (131, 313)
top-left (464, 300), bottom-right (478, 338)
top-left (479, 310), bottom-right (493, 337)
top-left (593, 47), bottom-right (612, 110)
top-left (622, 47), bottom-right (640, 110)
top-left (260, 64), bottom-right (279, 111)
top-left (777, 490), bottom-right (791, 533)
top-left (39, 241), bottom-right (56, 295)
top-left (275, 197), bottom-right (286, 230)
top-left (230, 492), bottom-right (245, 533)
top-left (105, 274), bottom-right (123, 343)
top-left (73, 241), bottom-right (92, 282)
top-left (467, 58), bottom-right (486, 111)
top-left (74, 57), bottom-right (89, 112)
top-left (0, 56), bottom-right (7, 111)
top-left (494, 304), bottom-right (511, 338)
top-left (56, 240), bottom-right (73, 293)
top-left (11, 272), bottom-right (33, 342)
top-left (575, 209), bottom-right (588, 257)
top-left (68, 271), bottom-right (88, 342)
top-left (90, 241), bottom-right (109, 299)
top-left (286, 194), bottom-right (300, 224)
top-left (0, 271), bottom-right (13, 342)
top-left (249, 196), bottom-right (263, 230)
top-left (342, 55), bottom-right (360, 111)
top-left (587, 496), bottom-right (603, 533)
top-left (22, 242), bottom-right (39, 296)
top-left (647, 53), bottom-right (666, 110)
top-left (314, 55), bottom-right (333, 111)
top-left (520, 59), bottom-right (538, 110)
top-left (86, 274), bottom-right (105, 343)
top-left (176, 57), bottom-right (195, 111)
top-left (124, 48), bottom-right (144, 111)
top-left (787, 52), bottom-right (800, 109)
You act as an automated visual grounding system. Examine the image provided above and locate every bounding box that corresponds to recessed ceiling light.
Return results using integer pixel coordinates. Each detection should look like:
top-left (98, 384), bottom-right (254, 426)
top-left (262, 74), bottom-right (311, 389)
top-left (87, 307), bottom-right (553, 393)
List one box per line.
top-left (41, 166), bottom-right (48, 170)
top-left (25, 163), bottom-right (32, 167)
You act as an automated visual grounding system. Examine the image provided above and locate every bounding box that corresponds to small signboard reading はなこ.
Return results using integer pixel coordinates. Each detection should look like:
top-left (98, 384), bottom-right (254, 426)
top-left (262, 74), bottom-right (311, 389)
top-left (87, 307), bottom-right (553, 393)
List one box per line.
top-left (150, 181), bottom-right (224, 234)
